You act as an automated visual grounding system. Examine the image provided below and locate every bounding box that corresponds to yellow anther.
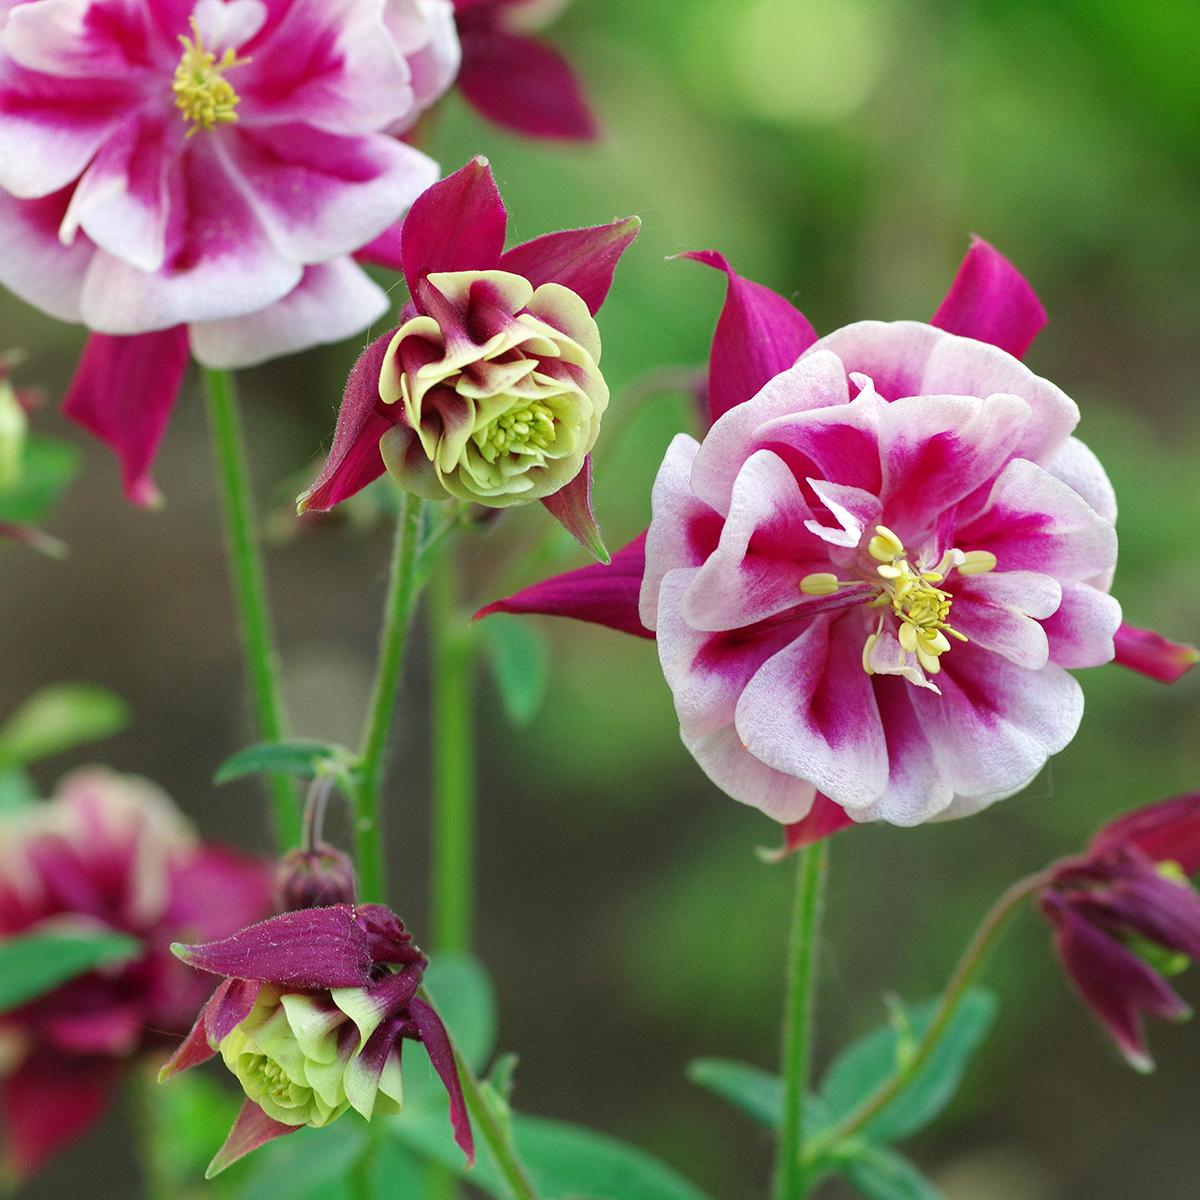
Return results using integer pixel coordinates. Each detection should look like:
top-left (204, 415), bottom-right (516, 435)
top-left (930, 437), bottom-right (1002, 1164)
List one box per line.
top-left (800, 572), bottom-right (843, 596)
top-left (958, 550), bottom-right (998, 575)
top-left (862, 630), bottom-right (879, 674)
top-left (173, 19), bottom-right (250, 136)
top-left (868, 524), bottom-right (905, 563)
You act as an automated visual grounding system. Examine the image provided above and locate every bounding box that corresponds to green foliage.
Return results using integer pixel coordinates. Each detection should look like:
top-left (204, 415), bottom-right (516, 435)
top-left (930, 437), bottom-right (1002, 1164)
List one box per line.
top-left (234, 1124), bottom-right (366, 1200)
top-left (0, 684), bottom-right (129, 768)
top-left (213, 739), bottom-right (355, 785)
top-left (0, 767), bottom-right (37, 812)
top-left (481, 614), bottom-right (550, 727)
top-left (0, 928), bottom-right (142, 1013)
top-left (835, 1143), bottom-right (944, 1200)
top-left (0, 433), bottom-right (79, 526)
top-left (686, 1058), bottom-right (783, 1127)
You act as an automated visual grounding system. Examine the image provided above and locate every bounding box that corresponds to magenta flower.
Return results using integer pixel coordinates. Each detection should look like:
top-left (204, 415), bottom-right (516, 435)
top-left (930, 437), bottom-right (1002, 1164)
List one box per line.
top-left (160, 903), bottom-right (473, 1176)
top-left (0, 0), bottom-right (458, 505)
top-left (483, 240), bottom-right (1197, 836)
top-left (299, 156), bottom-right (638, 557)
top-left (452, 0), bottom-right (597, 141)
top-left (1041, 792), bottom-right (1200, 1071)
top-left (0, 768), bottom-right (272, 1179)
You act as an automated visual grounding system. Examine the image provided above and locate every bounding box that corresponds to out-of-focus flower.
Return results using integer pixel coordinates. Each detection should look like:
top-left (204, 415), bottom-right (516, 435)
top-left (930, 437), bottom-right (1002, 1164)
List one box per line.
top-left (274, 845), bottom-right (358, 911)
top-left (160, 903), bottom-right (472, 1176)
top-left (452, 0), bottom-right (597, 141)
top-left (0, 0), bottom-right (459, 506)
top-left (299, 156), bottom-right (638, 559)
top-left (1041, 792), bottom-right (1200, 1071)
top-left (0, 769), bottom-right (272, 1180)
top-left (483, 240), bottom-right (1196, 837)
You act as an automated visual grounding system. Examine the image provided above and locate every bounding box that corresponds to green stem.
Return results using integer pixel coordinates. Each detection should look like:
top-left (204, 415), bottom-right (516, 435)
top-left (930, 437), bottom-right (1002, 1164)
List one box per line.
top-left (354, 494), bottom-right (424, 904)
top-left (430, 553), bottom-right (475, 953)
top-left (805, 869), bottom-right (1051, 1162)
top-left (773, 840), bottom-right (830, 1200)
top-left (202, 367), bottom-right (299, 849)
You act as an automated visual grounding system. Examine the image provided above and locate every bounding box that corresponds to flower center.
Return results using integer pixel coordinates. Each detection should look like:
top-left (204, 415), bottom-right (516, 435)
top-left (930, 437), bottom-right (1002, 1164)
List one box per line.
top-left (801, 524), bottom-right (996, 677)
top-left (172, 18), bottom-right (249, 136)
top-left (473, 400), bottom-right (558, 465)
top-left (242, 1052), bottom-right (309, 1107)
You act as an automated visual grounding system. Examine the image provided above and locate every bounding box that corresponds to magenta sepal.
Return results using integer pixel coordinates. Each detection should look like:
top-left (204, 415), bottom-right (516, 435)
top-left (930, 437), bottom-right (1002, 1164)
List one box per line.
top-left (409, 996), bottom-right (475, 1164)
top-left (171, 904), bottom-right (423, 990)
top-left (1112, 622), bottom-right (1199, 684)
top-left (680, 250), bottom-right (818, 425)
top-left (206, 1100), bottom-right (301, 1178)
top-left (1088, 792), bottom-right (1200, 876)
top-left (355, 220), bottom-right (405, 273)
top-left (761, 795), bottom-right (857, 862)
top-left (63, 327), bottom-right (190, 508)
top-left (930, 236), bottom-right (1047, 360)
top-left (477, 531), bottom-right (651, 636)
top-left (541, 456), bottom-right (608, 562)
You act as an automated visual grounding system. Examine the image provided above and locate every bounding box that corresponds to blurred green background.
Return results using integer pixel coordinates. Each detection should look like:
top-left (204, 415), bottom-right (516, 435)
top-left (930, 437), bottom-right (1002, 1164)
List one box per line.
top-left (4, 0), bottom-right (1199, 1196)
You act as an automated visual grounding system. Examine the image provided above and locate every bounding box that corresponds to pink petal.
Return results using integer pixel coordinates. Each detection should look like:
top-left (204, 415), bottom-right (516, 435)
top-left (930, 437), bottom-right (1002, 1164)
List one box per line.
top-left (456, 24), bottom-right (597, 141)
top-left (735, 613), bottom-right (889, 810)
top-left (409, 996), bottom-right (475, 1164)
top-left (401, 156), bottom-right (507, 294)
top-left (803, 476), bottom-right (881, 549)
top-left (498, 217), bottom-right (640, 314)
top-left (477, 531), bottom-right (651, 637)
top-left (1040, 583), bottom-right (1121, 669)
top-left (3, 0), bottom-right (165, 78)
top-left (682, 249), bottom-right (818, 425)
top-left (0, 186), bottom-right (93, 322)
top-left (296, 328), bottom-right (394, 513)
top-left (540, 455), bottom-right (608, 561)
top-left (0, 1052), bottom-right (118, 1181)
top-left (206, 1100), bottom-right (300, 1178)
top-left (166, 847), bottom-right (274, 943)
top-left (930, 236), bottom-right (1047, 359)
top-left (64, 327), bottom-right (190, 508)
top-left (1091, 793), bottom-right (1200, 875)
top-left (1112, 623), bottom-right (1199, 684)
top-left (189, 259), bottom-right (389, 369)
top-left (868, 675), bottom-right (957, 824)
top-left (355, 218), bottom-right (405, 271)
top-left (763, 794), bottom-right (856, 861)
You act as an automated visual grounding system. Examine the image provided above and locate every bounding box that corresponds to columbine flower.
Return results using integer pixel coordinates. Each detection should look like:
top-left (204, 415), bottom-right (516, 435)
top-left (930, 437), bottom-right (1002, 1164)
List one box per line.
top-left (1040, 793), bottom-right (1200, 1071)
top-left (482, 240), bottom-right (1197, 837)
top-left (0, 0), bottom-right (459, 505)
top-left (452, 0), bottom-right (598, 140)
top-left (160, 904), bottom-right (473, 1176)
top-left (298, 156), bottom-right (638, 559)
top-left (0, 769), bottom-right (272, 1180)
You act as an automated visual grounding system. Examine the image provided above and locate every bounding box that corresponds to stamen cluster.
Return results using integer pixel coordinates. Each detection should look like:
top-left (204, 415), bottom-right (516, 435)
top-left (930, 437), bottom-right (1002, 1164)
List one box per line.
top-left (173, 19), bottom-right (249, 136)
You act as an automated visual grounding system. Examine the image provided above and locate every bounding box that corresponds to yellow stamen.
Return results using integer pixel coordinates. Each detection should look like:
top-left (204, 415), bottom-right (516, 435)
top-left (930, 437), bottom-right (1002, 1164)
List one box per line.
top-left (173, 18), bottom-right (250, 136)
top-left (868, 524), bottom-right (905, 563)
top-left (958, 549), bottom-right (998, 575)
top-left (800, 572), bottom-right (843, 596)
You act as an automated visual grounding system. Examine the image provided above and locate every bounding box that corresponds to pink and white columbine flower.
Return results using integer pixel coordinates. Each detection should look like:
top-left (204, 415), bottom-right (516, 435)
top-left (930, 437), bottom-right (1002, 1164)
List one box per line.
top-left (483, 241), bottom-right (1197, 841)
top-left (0, 0), bottom-right (459, 505)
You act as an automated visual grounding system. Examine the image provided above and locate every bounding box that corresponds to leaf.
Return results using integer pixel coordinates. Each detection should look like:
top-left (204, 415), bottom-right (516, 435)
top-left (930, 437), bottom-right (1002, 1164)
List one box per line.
top-left (149, 1068), bottom-right (242, 1191)
top-left (686, 1058), bottom-right (781, 1127)
top-left (817, 989), bottom-right (998, 1145)
top-left (836, 1143), bottom-right (944, 1200)
top-left (0, 685), bottom-right (129, 768)
top-left (214, 740), bottom-right (353, 786)
top-left (421, 953), bottom-right (497, 1075)
top-left (0, 434), bottom-right (79, 526)
top-left (0, 767), bottom-right (38, 813)
top-left (482, 615), bottom-right (550, 727)
top-left (235, 1123), bottom-right (366, 1200)
top-left (0, 928), bottom-right (142, 1013)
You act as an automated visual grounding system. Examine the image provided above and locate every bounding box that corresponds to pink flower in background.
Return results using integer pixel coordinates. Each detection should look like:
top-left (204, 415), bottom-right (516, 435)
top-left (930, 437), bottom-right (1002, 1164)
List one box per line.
top-left (299, 156), bottom-right (638, 558)
top-left (0, 0), bottom-right (459, 504)
top-left (483, 240), bottom-right (1198, 841)
top-left (0, 768), bottom-right (271, 1179)
top-left (452, 0), bottom-right (597, 141)
top-left (1041, 792), bottom-right (1200, 1071)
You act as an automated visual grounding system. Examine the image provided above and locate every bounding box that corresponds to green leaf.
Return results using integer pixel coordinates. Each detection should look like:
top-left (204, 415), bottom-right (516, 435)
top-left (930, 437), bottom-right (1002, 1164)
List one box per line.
top-left (149, 1069), bottom-right (242, 1192)
top-left (0, 434), bottom-right (79, 526)
top-left (687, 1058), bottom-right (782, 1127)
top-left (235, 1123), bottom-right (366, 1200)
top-left (482, 615), bottom-right (550, 727)
top-left (0, 685), bottom-right (129, 768)
top-left (0, 767), bottom-right (38, 813)
top-left (421, 953), bottom-right (497, 1074)
top-left (214, 740), bottom-right (353, 786)
top-left (836, 1143), bottom-right (944, 1200)
top-left (818, 989), bottom-right (998, 1145)
top-left (0, 928), bottom-right (142, 1013)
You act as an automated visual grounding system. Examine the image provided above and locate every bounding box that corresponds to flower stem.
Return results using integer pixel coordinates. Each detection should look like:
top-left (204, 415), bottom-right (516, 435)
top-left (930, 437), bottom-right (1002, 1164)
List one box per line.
top-left (354, 494), bottom-right (425, 903)
top-left (773, 840), bottom-right (830, 1200)
top-left (430, 552), bottom-right (475, 953)
top-left (202, 366), bottom-right (299, 849)
top-left (805, 869), bottom-right (1052, 1162)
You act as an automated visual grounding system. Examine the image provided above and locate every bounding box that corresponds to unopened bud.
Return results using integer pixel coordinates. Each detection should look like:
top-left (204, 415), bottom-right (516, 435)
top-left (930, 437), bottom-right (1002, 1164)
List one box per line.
top-left (274, 845), bottom-right (357, 911)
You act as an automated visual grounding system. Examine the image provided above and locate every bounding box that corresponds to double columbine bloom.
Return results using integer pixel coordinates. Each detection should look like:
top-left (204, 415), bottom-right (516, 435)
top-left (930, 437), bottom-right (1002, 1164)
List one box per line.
top-left (485, 240), bottom-right (1196, 836)
top-left (0, 770), bottom-right (271, 1179)
top-left (300, 157), bottom-right (638, 558)
top-left (160, 904), bottom-right (473, 1176)
top-left (1041, 793), bottom-right (1200, 1071)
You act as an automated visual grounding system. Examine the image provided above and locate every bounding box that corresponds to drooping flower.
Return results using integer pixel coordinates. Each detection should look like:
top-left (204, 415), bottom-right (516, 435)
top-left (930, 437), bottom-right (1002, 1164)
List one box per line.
top-left (452, 0), bottom-right (597, 141)
top-left (298, 156), bottom-right (638, 559)
top-left (482, 240), bottom-right (1197, 837)
top-left (0, 0), bottom-right (459, 505)
top-left (0, 768), bottom-right (272, 1179)
top-left (159, 903), bottom-right (473, 1176)
top-left (1040, 792), bottom-right (1200, 1071)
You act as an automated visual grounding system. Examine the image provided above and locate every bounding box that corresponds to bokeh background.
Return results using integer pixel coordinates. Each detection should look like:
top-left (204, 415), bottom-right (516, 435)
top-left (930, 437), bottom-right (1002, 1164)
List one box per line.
top-left (4, 0), bottom-right (1199, 1196)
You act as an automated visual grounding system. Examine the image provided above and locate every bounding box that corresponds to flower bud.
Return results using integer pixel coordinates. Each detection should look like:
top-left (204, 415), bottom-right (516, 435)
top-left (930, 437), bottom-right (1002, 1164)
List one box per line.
top-left (274, 845), bottom-right (358, 911)
top-left (0, 377), bottom-right (27, 492)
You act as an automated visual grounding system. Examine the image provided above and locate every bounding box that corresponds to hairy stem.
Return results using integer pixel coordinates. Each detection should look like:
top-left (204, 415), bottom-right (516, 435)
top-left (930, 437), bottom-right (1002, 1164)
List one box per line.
top-left (202, 366), bottom-right (299, 849)
top-left (774, 840), bottom-right (830, 1200)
